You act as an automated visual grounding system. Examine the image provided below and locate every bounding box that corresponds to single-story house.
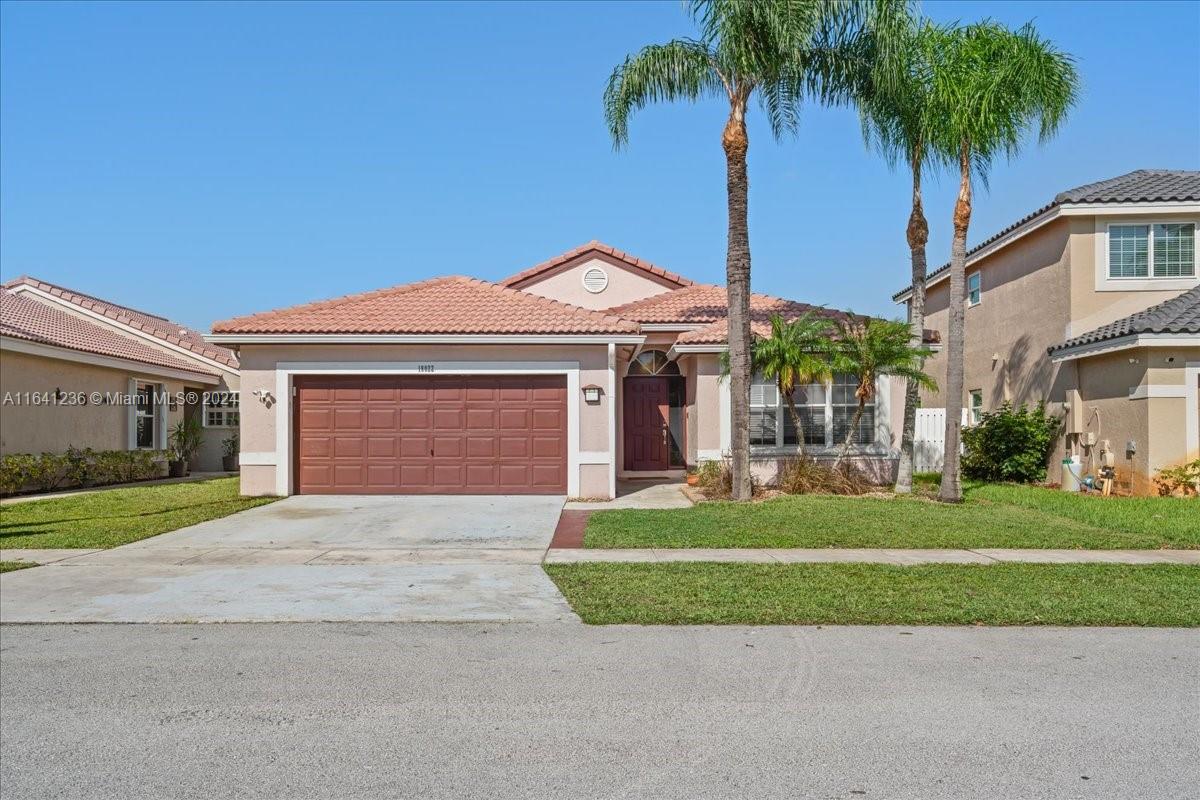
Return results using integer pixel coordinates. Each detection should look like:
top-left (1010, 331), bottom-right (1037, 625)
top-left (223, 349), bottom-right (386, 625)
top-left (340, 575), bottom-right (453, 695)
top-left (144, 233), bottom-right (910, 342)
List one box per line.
top-left (0, 277), bottom-right (241, 472)
top-left (209, 241), bottom-right (905, 499)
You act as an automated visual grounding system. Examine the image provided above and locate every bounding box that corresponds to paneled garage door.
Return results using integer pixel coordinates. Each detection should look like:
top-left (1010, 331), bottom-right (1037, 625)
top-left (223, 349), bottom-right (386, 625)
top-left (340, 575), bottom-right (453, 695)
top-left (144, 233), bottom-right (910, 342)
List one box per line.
top-left (294, 375), bottom-right (568, 495)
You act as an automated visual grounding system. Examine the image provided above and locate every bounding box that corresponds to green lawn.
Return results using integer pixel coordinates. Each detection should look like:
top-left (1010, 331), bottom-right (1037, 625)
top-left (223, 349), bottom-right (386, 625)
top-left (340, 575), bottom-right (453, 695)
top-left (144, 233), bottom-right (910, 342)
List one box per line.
top-left (585, 482), bottom-right (1200, 550)
top-left (545, 562), bottom-right (1200, 626)
top-left (0, 561), bottom-right (36, 573)
top-left (0, 478), bottom-right (276, 550)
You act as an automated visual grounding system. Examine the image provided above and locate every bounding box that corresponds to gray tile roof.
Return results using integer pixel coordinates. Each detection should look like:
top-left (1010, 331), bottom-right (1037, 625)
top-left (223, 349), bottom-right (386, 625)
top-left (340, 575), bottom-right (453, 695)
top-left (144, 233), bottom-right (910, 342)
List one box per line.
top-left (1048, 286), bottom-right (1200, 356)
top-left (893, 170), bottom-right (1200, 300)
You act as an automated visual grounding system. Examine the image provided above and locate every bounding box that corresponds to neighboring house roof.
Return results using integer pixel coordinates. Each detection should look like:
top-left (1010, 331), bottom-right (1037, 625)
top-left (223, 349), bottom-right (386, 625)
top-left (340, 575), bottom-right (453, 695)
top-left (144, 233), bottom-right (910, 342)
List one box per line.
top-left (1048, 285), bottom-right (1200, 358)
top-left (210, 275), bottom-right (640, 335)
top-left (892, 169), bottom-right (1200, 301)
top-left (0, 289), bottom-right (221, 378)
top-left (500, 240), bottom-right (693, 290)
top-left (3, 275), bottom-right (239, 369)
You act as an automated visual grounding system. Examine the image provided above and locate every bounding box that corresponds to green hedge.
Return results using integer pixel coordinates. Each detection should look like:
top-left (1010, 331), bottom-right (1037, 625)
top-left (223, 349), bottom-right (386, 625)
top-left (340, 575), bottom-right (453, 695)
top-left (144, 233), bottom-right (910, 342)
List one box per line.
top-left (0, 448), bottom-right (168, 496)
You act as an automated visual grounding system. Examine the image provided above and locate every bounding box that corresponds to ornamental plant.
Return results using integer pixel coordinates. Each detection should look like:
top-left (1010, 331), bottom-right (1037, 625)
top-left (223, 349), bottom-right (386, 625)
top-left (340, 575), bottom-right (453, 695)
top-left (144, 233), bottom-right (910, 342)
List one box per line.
top-left (961, 402), bottom-right (1060, 484)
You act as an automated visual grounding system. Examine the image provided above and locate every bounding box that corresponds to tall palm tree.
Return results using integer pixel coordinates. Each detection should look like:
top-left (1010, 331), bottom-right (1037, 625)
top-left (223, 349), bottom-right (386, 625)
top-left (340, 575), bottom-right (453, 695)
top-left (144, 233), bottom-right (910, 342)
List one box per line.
top-left (827, 316), bottom-right (936, 467)
top-left (855, 14), bottom-right (947, 493)
top-left (721, 313), bottom-right (834, 453)
top-left (925, 21), bottom-right (1077, 502)
top-left (604, 0), bottom-right (896, 500)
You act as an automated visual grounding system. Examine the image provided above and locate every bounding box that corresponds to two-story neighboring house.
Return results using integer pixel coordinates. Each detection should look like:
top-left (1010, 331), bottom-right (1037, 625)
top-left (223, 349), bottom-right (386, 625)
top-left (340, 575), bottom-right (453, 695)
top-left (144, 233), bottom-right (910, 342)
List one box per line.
top-left (894, 170), bottom-right (1200, 493)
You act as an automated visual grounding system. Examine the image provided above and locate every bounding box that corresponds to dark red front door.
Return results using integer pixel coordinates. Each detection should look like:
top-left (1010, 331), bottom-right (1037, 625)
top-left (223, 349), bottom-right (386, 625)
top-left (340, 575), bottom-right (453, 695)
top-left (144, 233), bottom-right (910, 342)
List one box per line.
top-left (623, 377), bottom-right (669, 471)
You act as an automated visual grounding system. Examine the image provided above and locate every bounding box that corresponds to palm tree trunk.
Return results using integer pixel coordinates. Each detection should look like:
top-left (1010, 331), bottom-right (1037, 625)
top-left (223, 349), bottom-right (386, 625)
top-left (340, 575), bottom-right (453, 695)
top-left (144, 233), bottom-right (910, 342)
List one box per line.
top-left (938, 142), bottom-right (971, 504)
top-left (835, 399), bottom-right (866, 468)
top-left (895, 157), bottom-right (929, 494)
top-left (723, 96), bottom-right (753, 501)
top-left (782, 388), bottom-right (804, 456)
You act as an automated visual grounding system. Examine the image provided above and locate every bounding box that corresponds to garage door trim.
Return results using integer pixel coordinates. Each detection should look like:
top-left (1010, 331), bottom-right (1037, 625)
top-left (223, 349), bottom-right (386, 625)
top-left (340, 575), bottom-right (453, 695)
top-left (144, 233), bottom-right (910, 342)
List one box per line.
top-left (272, 361), bottom-right (581, 496)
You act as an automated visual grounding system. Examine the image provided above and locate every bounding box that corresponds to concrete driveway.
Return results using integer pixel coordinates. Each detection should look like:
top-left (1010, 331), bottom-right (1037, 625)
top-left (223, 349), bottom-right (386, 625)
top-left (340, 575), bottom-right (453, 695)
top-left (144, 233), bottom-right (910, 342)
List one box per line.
top-left (0, 495), bottom-right (577, 624)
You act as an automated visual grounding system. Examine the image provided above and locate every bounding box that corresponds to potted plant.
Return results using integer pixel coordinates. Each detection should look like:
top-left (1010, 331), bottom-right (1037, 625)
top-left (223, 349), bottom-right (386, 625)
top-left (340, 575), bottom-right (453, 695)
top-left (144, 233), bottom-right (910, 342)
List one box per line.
top-left (686, 468), bottom-right (700, 487)
top-left (167, 418), bottom-right (203, 477)
top-left (222, 433), bottom-right (239, 472)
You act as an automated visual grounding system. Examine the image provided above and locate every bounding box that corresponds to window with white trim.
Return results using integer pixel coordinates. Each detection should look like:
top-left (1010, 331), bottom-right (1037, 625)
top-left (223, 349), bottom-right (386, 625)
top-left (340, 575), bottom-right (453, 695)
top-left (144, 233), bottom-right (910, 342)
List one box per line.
top-left (969, 389), bottom-right (983, 425)
top-left (135, 382), bottom-right (158, 449)
top-left (1108, 223), bottom-right (1195, 278)
top-left (750, 373), bottom-right (874, 448)
top-left (967, 271), bottom-right (981, 306)
top-left (203, 392), bottom-right (240, 428)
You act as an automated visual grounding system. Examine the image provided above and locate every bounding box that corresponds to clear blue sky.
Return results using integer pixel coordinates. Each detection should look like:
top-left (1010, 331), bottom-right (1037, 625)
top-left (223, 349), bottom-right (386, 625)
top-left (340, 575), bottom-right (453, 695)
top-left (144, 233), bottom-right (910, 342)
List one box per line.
top-left (2, 1), bottom-right (1198, 330)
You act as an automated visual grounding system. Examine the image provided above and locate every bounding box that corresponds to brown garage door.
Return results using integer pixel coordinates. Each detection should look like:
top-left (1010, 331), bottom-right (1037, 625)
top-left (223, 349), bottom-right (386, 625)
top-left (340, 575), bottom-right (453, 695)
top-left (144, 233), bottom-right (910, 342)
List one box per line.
top-left (294, 375), bottom-right (567, 495)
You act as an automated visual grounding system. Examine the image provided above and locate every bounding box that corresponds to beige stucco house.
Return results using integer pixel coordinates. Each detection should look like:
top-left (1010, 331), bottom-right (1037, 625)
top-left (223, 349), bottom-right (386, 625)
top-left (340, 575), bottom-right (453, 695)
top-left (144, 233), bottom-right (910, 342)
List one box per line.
top-left (210, 241), bottom-right (905, 499)
top-left (895, 170), bottom-right (1200, 492)
top-left (0, 278), bottom-right (241, 472)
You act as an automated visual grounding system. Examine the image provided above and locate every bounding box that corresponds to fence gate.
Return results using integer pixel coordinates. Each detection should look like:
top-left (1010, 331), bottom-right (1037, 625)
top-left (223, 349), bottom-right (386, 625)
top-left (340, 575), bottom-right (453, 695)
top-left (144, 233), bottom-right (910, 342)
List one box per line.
top-left (913, 408), bottom-right (969, 473)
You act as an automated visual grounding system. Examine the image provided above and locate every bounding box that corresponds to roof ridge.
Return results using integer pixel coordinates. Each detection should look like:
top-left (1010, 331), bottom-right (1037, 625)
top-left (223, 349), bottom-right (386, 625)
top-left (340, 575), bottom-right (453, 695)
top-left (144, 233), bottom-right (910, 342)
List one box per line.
top-left (499, 241), bottom-right (694, 289)
top-left (6, 275), bottom-right (239, 369)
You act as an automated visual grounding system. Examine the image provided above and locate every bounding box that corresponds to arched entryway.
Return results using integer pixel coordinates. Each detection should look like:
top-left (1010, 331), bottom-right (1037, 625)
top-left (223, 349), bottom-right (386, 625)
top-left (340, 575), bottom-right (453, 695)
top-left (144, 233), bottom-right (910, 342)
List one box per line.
top-left (623, 350), bottom-right (686, 471)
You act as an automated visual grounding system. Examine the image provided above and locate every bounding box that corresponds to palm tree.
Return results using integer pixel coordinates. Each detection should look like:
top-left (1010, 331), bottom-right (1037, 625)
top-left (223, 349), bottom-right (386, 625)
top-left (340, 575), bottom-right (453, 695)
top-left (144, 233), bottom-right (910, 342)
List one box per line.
top-left (721, 313), bottom-right (834, 453)
top-left (604, 1), bottom-right (896, 500)
top-left (855, 14), bottom-right (947, 493)
top-left (925, 21), bottom-right (1077, 502)
top-left (828, 316), bottom-right (936, 467)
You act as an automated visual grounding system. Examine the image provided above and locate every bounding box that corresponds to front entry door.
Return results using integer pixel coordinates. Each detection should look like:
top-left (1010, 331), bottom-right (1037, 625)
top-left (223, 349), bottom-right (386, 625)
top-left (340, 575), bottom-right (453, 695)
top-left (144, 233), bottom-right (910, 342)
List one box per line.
top-left (623, 377), bottom-right (669, 471)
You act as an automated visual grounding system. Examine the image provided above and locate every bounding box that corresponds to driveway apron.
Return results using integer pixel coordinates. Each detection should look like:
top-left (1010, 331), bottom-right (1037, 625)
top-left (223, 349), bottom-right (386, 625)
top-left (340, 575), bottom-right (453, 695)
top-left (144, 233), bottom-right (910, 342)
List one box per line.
top-left (0, 496), bottom-right (577, 624)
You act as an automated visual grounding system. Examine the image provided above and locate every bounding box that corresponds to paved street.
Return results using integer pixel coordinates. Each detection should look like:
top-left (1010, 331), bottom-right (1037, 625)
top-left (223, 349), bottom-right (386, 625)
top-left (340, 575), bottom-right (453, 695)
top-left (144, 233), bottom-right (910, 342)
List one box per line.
top-left (2, 623), bottom-right (1196, 800)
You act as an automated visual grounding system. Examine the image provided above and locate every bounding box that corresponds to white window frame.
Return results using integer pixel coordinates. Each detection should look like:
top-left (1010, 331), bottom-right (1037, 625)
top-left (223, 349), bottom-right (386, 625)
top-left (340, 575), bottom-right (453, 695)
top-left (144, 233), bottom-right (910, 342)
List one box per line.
top-left (1098, 218), bottom-right (1199, 292)
top-left (202, 391), bottom-right (240, 428)
top-left (969, 389), bottom-right (984, 425)
top-left (128, 380), bottom-right (165, 450)
top-left (749, 373), bottom-right (879, 453)
top-left (967, 271), bottom-right (982, 306)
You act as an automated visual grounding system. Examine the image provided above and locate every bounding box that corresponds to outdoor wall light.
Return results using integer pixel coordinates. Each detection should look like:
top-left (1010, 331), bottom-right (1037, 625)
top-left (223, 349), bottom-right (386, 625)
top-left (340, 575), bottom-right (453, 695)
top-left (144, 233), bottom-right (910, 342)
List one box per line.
top-left (582, 385), bottom-right (603, 404)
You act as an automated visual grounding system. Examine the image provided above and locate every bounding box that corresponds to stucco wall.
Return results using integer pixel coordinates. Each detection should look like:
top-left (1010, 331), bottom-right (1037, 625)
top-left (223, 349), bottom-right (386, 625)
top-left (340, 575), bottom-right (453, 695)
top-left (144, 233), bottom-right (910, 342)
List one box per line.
top-left (234, 342), bottom-right (612, 497)
top-left (0, 349), bottom-right (235, 470)
top-left (919, 217), bottom-right (1073, 413)
top-left (513, 255), bottom-right (675, 310)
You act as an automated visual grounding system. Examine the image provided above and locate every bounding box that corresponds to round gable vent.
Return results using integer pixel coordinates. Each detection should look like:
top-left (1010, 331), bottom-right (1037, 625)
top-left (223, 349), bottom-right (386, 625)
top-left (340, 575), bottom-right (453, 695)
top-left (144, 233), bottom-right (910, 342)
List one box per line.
top-left (581, 267), bottom-right (609, 294)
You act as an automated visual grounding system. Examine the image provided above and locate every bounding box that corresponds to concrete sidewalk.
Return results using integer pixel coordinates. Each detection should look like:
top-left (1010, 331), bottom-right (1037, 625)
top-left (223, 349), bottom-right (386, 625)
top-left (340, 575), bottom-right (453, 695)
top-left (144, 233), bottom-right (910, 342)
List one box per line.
top-left (543, 547), bottom-right (1200, 565)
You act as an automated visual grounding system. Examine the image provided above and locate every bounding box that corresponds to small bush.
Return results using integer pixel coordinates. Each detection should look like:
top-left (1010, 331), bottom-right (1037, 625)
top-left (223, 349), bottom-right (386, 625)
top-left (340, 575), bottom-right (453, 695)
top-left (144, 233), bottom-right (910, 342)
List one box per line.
top-left (694, 458), bottom-right (761, 500)
top-left (777, 456), bottom-right (873, 496)
top-left (962, 402), bottom-right (1060, 484)
top-left (1154, 459), bottom-right (1200, 497)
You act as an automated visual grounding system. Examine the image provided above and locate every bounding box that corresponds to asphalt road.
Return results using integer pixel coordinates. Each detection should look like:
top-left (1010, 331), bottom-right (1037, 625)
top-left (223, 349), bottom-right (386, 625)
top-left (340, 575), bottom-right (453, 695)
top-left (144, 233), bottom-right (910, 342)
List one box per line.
top-left (1, 624), bottom-right (1196, 800)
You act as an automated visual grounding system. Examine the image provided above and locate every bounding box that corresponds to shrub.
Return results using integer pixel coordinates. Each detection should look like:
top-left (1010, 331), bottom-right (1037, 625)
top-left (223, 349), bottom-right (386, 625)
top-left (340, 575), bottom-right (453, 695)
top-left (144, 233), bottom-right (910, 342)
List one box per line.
top-left (694, 458), bottom-right (761, 500)
top-left (777, 456), bottom-right (872, 496)
top-left (0, 448), bottom-right (167, 496)
top-left (1154, 459), bottom-right (1200, 497)
top-left (962, 402), bottom-right (1060, 484)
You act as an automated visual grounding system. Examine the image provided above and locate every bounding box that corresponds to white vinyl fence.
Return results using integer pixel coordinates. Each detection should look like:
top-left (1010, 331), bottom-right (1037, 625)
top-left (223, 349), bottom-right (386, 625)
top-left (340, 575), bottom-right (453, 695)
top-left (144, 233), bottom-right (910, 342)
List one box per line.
top-left (913, 408), bottom-right (968, 473)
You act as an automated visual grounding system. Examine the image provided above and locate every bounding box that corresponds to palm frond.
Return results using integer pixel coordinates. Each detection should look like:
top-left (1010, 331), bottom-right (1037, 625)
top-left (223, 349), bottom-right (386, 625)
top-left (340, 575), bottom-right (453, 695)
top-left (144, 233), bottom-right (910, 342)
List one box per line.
top-left (603, 38), bottom-right (722, 149)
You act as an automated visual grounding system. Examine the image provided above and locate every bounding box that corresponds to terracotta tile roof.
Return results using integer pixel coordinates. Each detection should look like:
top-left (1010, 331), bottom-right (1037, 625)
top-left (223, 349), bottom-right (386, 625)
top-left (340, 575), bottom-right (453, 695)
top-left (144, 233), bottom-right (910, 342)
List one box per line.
top-left (893, 169), bottom-right (1200, 301)
top-left (210, 276), bottom-right (641, 335)
top-left (611, 283), bottom-right (841, 327)
top-left (3, 276), bottom-right (238, 369)
top-left (1, 289), bottom-right (221, 378)
top-left (500, 240), bottom-right (693, 290)
top-left (1048, 285), bottom-right (1200, 356)
top-left (674, 300), bottom-right (858, 345)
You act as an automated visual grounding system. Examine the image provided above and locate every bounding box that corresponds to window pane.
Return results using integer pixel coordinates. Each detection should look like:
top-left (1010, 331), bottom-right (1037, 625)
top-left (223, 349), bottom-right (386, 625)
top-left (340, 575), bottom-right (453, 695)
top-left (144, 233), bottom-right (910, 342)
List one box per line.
top-left (783, 406), bottom-right (825, 446)
top-left (832, 407), bottom-right (874, 445)
top-left (749, 409), bottom-right (777, 446)
top-left (137, 415), bottom-right (154, 448)
top-left (226, 411), bottom-right (239, 427)
top-left (968, 272), bottom-right (981, 304)
top-left (1109, 225), bottom-right (1149, 278)
top-left (1153, 224), bottom-right (1195, 277)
